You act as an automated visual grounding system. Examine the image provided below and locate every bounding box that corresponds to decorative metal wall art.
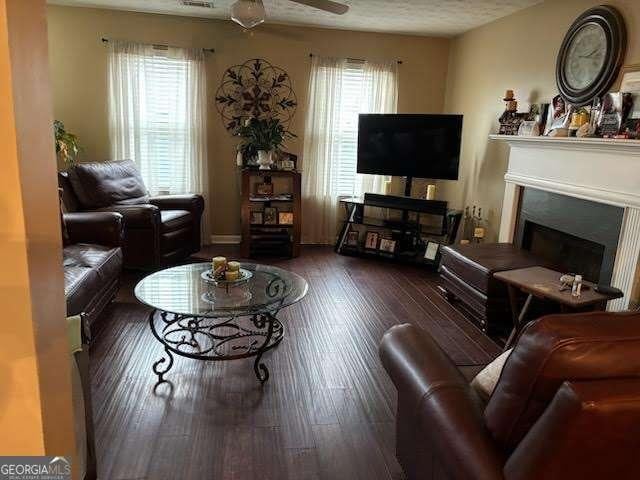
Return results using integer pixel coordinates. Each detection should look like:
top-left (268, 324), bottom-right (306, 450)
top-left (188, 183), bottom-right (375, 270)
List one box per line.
top-left (215, 58), bottom-right (297, 133)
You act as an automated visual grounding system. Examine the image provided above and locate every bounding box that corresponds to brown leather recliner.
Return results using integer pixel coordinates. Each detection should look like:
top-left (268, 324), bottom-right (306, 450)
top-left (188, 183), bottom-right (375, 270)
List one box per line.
top-left (59, 160), bottom-right (204, 270)
top-left (380, 312), bottom-right (640, 480)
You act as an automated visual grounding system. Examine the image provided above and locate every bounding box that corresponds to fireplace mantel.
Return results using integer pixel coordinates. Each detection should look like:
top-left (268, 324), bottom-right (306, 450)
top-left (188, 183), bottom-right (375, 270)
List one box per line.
top-left (489, 134), bottom-right (640, 154)
top-left (491, 134), bottom-right (640, 310)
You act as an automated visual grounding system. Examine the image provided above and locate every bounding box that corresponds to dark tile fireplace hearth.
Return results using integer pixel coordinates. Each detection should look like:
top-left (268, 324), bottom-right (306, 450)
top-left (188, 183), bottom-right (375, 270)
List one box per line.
top-left (515, 189), bottom-right (624, 284)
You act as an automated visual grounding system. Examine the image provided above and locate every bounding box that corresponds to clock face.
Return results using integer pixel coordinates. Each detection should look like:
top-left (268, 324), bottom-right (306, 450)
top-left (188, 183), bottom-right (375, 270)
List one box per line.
top-left (564, 23), bottom-right (607, 90)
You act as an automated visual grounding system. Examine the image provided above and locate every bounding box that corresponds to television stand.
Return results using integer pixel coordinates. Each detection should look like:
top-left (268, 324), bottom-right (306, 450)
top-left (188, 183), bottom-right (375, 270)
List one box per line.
top-left (403, 176), bottom-right (413, 197)
top-left (402, 176), bottom-right (413, 226)
top-left (335, 193), bottom-right (461, 266)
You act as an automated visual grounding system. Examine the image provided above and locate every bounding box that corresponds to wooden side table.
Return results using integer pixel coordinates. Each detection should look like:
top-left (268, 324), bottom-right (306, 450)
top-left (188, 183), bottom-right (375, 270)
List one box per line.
top-left (494, 266), bottom-right (623, 349)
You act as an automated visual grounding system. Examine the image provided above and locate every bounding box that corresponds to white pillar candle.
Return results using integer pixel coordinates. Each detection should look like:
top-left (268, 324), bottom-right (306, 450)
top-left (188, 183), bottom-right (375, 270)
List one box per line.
top-left (212, 256), bottom-right (227, 272)
top-left (225, 270), bottom-right (240, 281)
top-left (426, 184), bottom-right (436, 200)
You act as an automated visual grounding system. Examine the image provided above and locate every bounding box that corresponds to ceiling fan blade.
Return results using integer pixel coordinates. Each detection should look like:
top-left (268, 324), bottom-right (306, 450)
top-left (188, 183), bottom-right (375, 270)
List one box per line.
top-left (289, 0), bottom-right (349, 15)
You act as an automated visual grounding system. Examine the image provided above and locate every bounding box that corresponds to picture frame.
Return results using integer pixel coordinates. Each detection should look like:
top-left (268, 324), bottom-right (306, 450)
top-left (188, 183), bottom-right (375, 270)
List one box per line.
top-left (598, 92), bottom-right (633, 137)
top-left (364, 231), bottom-right (379, 250)
top-left (280, 159), bottom-right (295, 171)
top-left (263, 207), bottom-right (278, 225)
top-left (544, 94), bottom-right (574, 135)
top-left (424, 241), bottom-right (440, 261)
top-left (250, 211), bottom-right (264, 225)
top-left (345, 230), bottom-right (360, 247)
top-left (619, 64), bottom-right (640, 123)
top-left (379, 238), bottom-right (397, 253)
top-left (256, 182), bottom-right (274, 196)
top-left (276, 152), bottom-right (298, 171)
top-left (278, 211), bottom-right (294, 225)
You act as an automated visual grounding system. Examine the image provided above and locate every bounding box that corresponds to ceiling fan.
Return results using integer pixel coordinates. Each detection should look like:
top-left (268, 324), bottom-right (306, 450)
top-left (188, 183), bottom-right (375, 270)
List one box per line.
top-left (230, 0), bottom-right (349, 29)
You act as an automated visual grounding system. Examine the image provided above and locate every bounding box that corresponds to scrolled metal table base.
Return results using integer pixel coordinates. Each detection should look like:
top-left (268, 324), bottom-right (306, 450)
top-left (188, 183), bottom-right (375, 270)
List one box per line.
top-left (148, 309), bottom-right (283, 385)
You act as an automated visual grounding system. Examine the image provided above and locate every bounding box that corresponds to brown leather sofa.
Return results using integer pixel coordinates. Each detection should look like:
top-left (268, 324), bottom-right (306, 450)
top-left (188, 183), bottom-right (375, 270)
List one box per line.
top-left (59, 160), bottom-right (204, 270)
top-left (64, 211), bottom-right (124, 333)
top-left (380, 312), bottom-right (640, 480)
top-left (62, 213), bottom-right (123, 480)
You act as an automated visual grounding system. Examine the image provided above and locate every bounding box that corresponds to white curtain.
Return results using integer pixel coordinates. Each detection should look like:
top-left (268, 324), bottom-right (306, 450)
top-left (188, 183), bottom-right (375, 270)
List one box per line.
top-left (107, 40), bottom-right (210, 240)
top-left (301, 56), bottom-right (346, 245)
top-left (301, 55), bottom-right (398, 244)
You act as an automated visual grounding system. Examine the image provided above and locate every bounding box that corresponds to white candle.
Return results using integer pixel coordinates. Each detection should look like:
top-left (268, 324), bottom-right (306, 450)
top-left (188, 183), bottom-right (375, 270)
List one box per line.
top-left (225, 270), bottom-right (240, 281)
top-left (212, 256), bottom-right (227, 272)
top-left (426, 184), bottom-right (436, 200)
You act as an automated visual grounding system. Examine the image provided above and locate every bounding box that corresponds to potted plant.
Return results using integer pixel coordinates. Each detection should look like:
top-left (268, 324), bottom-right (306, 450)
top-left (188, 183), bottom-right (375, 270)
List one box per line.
top-left (54, 120), bottom-right (80, 166)
top-left (237, 117), bottom-right (295, 170)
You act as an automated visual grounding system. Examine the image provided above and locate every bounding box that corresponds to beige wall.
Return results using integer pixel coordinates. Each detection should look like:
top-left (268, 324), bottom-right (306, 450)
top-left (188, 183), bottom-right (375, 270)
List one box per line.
top-left (46, 5), bottom-right (451, 237)
top-left (443, 0), bottom-right (640, 241)
top-left (1, 0), bottom-right (76, 470)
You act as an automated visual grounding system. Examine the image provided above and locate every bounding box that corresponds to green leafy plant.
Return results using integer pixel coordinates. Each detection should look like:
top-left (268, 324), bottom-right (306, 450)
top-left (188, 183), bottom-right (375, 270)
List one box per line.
top-left (54, 120), bottom-right (80, 166)
top-left (237, 117), bottom-right (295, 159)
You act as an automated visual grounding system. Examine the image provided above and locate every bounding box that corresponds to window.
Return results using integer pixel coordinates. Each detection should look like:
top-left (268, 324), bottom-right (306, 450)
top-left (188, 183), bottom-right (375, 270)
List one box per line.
top-left (331, 61), bottom-right (374, 197)
top-left (136, 54), bottom-right (190, 194)
top-left (302, 56), bottom-right (398, 244)
top-left (107, 41), bottom-right (208, 197)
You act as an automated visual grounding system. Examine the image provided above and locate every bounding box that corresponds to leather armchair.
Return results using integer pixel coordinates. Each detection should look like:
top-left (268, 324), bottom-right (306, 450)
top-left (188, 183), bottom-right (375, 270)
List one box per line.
top-left (59, 160), bottom-right (204, 270)
top-left (65, 211), bottom-right (124, 247)
top-left (380, 311), bottom-right (640, 480)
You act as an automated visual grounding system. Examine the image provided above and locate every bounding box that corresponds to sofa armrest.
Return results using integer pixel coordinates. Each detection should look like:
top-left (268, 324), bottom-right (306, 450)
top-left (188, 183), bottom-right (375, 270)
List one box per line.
top-left (380, 324), bottom-right (504, 480)
top-left (149, 194), bottom-right (204, 215)
top-left (94, 204), bottom-right (161, 229)
top-left (64, 212), bottom-right (123, 247)
top-left (505, 379), bottom-right (640, 480)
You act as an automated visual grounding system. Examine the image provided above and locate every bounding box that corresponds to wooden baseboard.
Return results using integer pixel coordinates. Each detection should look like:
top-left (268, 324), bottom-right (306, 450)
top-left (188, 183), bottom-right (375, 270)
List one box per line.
top-left (209, 235), bottom-right (241, 244)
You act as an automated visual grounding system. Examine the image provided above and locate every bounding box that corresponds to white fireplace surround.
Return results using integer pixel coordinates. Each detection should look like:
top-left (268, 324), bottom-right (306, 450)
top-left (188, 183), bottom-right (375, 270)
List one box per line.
top-left (490, 135), bottom-right (640, 311)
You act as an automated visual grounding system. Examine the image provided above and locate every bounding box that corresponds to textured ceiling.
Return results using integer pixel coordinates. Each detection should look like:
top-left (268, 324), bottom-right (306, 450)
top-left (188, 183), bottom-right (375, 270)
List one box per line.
top-left (47, 0), bottom-right (542, 37)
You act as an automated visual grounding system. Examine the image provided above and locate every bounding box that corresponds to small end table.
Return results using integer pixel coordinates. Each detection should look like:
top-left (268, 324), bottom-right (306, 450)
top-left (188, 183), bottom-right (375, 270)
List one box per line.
top-left (494, 266), bottom-right (623, 349)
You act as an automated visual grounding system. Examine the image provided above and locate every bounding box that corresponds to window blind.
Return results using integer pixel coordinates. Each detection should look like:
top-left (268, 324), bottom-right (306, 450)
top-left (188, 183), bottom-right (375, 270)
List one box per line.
top-left (331, 61), bottom-right (374, 197)
top-left (137, 55), bottom-right (190, 194)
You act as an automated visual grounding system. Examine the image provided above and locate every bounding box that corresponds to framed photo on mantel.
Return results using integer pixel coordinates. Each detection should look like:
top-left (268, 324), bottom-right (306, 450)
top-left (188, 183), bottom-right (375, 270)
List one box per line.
top-left (619, 64), bottom-right (640, 131)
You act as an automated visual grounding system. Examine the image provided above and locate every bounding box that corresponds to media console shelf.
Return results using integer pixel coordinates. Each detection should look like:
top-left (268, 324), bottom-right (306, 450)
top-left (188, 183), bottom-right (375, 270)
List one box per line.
top-left (335, 193), bottom-right (461, 266)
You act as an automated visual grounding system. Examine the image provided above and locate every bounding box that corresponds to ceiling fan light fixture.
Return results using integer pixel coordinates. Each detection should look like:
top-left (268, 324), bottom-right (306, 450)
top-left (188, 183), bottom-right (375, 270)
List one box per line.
top-left (230, 0), bottom-right (266, 29)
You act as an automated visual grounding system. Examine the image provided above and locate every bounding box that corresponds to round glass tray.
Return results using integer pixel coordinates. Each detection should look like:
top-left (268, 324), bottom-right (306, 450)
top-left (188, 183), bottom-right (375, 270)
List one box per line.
top-left (200, 267), bottom-right (253, 287)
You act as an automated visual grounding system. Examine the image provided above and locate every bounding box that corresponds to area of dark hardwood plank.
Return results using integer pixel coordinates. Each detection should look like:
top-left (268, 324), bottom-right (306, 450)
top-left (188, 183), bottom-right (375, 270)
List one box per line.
top-left (90, 246), bottom-right (499, 480)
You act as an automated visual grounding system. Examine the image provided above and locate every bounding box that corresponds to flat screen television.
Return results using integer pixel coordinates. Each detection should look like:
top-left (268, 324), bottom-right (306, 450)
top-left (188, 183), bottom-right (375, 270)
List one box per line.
top-left (357, 114), bottom-right (463, 180)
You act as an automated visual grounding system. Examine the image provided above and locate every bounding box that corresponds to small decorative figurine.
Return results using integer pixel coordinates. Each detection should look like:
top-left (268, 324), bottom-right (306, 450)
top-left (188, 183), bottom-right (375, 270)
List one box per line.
top-left (572, 275), bottom-right (583, 297)
top-left (499, 90), bottom-right (527, 135)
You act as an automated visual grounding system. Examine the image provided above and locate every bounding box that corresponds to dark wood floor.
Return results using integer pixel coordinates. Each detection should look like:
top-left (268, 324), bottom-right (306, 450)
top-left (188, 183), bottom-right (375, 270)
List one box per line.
top-left (91, 246), bottom-right (499, 480)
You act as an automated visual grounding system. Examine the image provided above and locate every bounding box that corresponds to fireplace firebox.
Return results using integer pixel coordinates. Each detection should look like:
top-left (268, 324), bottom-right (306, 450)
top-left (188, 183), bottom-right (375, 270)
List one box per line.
top-left (515, 189), bottom-right (623, 285)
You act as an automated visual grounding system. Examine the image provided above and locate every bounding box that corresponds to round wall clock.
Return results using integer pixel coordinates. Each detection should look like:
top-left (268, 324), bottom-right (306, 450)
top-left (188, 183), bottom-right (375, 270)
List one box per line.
top-left (556, 5), bottom-right (627, 106)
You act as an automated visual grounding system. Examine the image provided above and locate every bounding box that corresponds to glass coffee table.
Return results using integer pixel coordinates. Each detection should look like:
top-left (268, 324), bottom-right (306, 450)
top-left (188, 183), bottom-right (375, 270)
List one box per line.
top-left (134, 262), bottom-right (308, 384)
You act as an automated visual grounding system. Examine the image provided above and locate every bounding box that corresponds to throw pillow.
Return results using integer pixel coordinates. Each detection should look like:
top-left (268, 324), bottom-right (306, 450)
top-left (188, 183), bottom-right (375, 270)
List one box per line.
top-left (68, 159), bottom-right (149, 209)
top-left (470, 348), bottom-right (513, 402)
